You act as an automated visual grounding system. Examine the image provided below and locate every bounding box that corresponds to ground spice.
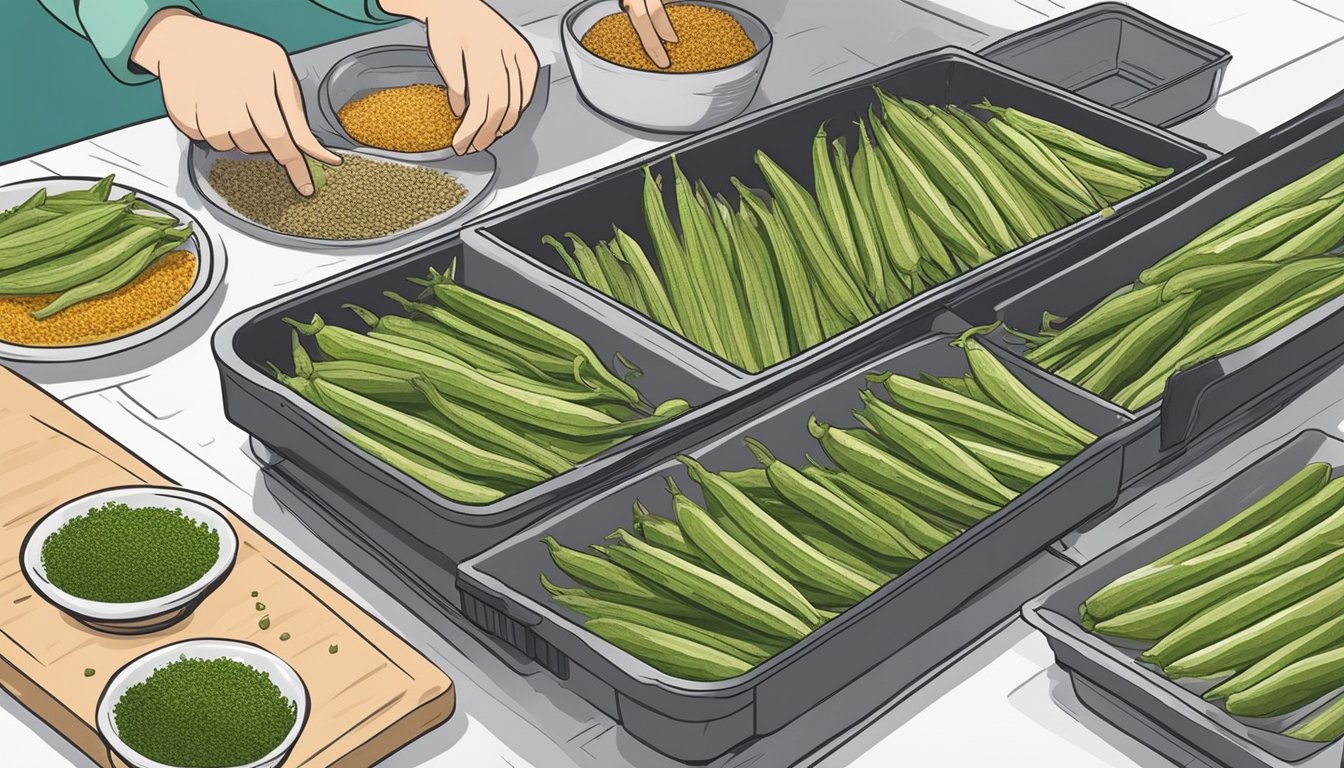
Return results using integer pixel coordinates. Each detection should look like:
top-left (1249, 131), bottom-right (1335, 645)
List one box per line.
top-left (338, 84), bottom-right (461, 153)
top-left (41, 502), bottom-right (220, 603)
top-left (0, 251), bottom-right (195, 347)
top-left (114, 657), bottom-right (297, 768)
top-left (581, 3), bottom-right (756, 72)
top-left (208, 153), bottom-right (467, 240)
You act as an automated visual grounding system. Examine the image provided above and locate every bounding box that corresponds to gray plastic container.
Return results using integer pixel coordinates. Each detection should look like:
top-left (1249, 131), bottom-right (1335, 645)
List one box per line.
top-left (948, 91), bottom-right (1344, 477)
top-left (980, 2), bottom-right (1231, 127)
top-left (1024, 429), bottom-right (1344, 768)
top-left (462, 46), bottom-right (1215, 388)
top-left (213, 235), bottom-right (770, 566)
top-left (457, 328), bottom-right (1133, 762)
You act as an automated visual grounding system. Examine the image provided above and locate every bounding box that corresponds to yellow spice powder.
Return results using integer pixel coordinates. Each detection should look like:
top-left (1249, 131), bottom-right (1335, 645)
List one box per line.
top-left (581, 3), bottom-right (757, 73)
top-left (0, 251), bottom-right (197, 347)
top-left (338, 83), bottom-right (462, 153)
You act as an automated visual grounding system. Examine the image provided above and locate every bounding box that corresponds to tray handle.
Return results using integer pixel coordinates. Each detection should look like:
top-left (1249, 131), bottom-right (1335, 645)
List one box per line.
top-left (1159, 295), bottom-right (1344, 451)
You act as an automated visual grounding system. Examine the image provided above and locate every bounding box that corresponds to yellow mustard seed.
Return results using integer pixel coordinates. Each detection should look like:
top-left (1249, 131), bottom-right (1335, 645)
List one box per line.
top-left (0, 251), bottom-right (196, 347)
top-left (338, 83), bottom-right (462, 153)
top-left (581, 3), bottom-right (756, 73)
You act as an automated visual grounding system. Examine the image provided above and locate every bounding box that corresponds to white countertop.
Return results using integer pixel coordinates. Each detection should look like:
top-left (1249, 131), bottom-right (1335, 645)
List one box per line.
top-left (7, 1), bottom-right (1344, 766)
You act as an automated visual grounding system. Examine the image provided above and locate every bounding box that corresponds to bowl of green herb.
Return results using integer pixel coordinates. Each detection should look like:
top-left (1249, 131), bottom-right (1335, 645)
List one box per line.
top-left (97, 639), bottom-right (308, 768)
top-left (21, 486), bottom-right (238, 634)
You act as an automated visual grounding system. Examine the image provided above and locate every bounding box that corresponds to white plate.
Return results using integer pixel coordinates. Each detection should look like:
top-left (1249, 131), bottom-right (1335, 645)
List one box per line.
top-left (21, 485), bottom-right (238, 629)
top-left (0, 176), bottom-right (224, 363)
top-left (188, 137), bottom-right (496, 250)
top-left (97, 639), bottom-right (309, 768)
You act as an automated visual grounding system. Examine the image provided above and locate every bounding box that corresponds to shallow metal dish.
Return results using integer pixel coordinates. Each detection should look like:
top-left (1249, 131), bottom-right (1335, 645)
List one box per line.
top-left (188, 138), bottom-right (496, 250)
top-left (0, 177), bottom-right (224, 364)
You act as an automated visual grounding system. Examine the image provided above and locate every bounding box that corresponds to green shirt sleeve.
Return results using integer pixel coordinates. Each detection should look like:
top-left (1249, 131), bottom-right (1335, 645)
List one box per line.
top-left (305, 0), bottom-right (403, 24)
top-left (37, 0), bottom-right (203, 85)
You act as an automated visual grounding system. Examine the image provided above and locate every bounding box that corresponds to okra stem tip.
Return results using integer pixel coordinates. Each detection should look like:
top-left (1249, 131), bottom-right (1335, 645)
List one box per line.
top-left (665, 476), bottom-right (684, 496)
top-left (952, 322), bottom-right (1003, 349)
top-left (282, 314), bottom-right (325, 336)
top-left (807, 416), bottom-right (829, 440)
top-left (743, 436), bottom-right (775, 466)
top-left (342, 303), bottom-right (379, 329)
top-left (863, 372), bottom-right (892, 385)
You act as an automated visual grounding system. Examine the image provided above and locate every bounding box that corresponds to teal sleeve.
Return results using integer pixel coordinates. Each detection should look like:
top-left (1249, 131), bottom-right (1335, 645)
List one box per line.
top-left (305, 0), bottom-right (404, 24)
top-left (37, 0), bottom-right (203, 85)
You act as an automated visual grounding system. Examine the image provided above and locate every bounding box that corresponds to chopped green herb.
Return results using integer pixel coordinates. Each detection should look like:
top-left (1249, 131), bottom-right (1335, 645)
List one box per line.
top-left (114, 657), bottom-right (297, 767)
top-left (250, 591), bottom-right (258, 598)
top-left (255, 602), bottom-right (266, 611)
top-left (259, 616), bottom-right (271, 631)
top-left (41, 502), bottom-right (220, 603)
top-left (84, 668), bottom-right (95, 677)
top-left (328, 644), bottom-right (338, 655)
top-left (279, 633), bottom-right (291, 642)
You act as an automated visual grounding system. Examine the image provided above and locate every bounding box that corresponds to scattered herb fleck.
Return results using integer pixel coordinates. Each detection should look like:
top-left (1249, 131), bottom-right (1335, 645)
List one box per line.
top-left (258, 616), bottom-right (271, 631)
top-left (84, 668), bottom-right (95, 677)
top-left (41, 502), bottom-right (220, 603)
top-left (279, 633), bottom-right (290, 642)
top-left (114, 657), bottom-right (296, 767)
top-left (255, 602), bottom-right (265, 611)
top-left (328, 644), bottom-right (339, 655)
top-left (250, 591), bottom-right (258, 598)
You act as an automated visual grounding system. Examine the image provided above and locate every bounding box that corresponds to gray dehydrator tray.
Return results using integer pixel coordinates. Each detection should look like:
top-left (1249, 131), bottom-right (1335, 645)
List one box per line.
top-left (979, 2), bottom-right (1231, 128)
top-left (456, 326), bottom-right (1134, 762)
top-left (947, 88), bottom-right (1344, 477)
top-left (461, 46), bottom-right (1215, 388)
top-left (1024, 429), bottom-right (1344, 768)
top-left (213, 235), bottom-right (771, 567)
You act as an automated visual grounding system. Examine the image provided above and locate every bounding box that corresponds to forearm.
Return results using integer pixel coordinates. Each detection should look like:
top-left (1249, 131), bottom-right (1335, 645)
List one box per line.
top-left (37, 0), bottom-right (201, 84)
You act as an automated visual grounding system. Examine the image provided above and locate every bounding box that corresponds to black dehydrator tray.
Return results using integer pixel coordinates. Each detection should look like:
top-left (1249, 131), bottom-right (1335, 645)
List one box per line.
top-left (456, 325), bottom-right (1133, 762)
top-left (947, 88), bottom-right (1344, 479)
top-left (214, 235), bottom-right (774, 567)
top-left (461, 46), bottom-right (1215, 388)
top-left (1024, 429), bottom-right (1344, 768)
top-left (979, 2), bottom-right (1231, 128)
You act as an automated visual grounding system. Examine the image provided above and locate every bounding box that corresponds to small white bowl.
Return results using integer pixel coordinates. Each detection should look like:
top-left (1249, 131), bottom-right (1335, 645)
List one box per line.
top-left (21, 486), bottom-right (238, 635)
top-left (97, 640), bottom-right (309, 768)
top-left (562, 0), bottom-right (773, 133)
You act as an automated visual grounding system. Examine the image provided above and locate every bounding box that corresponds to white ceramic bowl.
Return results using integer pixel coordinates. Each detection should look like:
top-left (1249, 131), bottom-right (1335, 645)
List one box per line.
top-left (0, 177), bottom-right (225, 364)
top-left (97, 640), bottom-right (309, 768)
top-left (21, 486), bottom-right (238, 634)
top-left (562, 0), bottom-right (772, 133)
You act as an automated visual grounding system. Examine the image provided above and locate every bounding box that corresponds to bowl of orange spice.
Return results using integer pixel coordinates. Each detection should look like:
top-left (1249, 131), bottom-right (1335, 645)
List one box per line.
top-left (320, 45), bottom-right (548, 162)
top-left (563, 0), bottom-right (771, 133)
top-left (0, 175), bottom-right (222, 363)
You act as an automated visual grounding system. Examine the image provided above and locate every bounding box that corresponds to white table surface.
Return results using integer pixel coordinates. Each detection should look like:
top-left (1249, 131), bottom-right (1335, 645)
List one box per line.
top-left (7, 1), bottom-right (1344, 766)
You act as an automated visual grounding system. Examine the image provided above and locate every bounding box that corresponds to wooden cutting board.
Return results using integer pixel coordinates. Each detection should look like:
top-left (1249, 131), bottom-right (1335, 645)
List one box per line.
top-left (0, 365), bottom-right (454, 767)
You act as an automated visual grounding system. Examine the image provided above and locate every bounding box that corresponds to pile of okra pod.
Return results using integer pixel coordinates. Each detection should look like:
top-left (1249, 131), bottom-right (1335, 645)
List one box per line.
top-left (274, 263), bottom-right (689, 504)
top-left (1082, 463), bottom-right (1344, 742)
top-left (0, 175), bottom-right (193, 318)
top-left (543, 90), bottom-right (1171, 372)
top-left (1018, 153), bottom-right (1344, 410)
top-left (540, 329), bottom-right (1096, 681)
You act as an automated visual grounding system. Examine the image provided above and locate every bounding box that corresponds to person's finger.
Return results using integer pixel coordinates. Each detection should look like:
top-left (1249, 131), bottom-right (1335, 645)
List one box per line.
top-left (165, 99), bottom-right (206, 142)
top-left (248, 100), bottom-right (315, 195)
top-left (229, 125), bottom-right (268, 154)
top-left (499, 54), bottom-right (524, 136)
top-left (517, 47), bottom-right (538, 112)
top-left (439, 46), bottom-right (468, 118)
top-left (274, 70), bottom-right (343, 166)
top-left (471, 56), bottom-right (511, 152)
top-left (452, 53), bottom-right (510, 154)
top-left (625, 0), bottom-right (670, 68)
top-left (648, 0), bottom-right (678, 43)
top-left (201, 121), bottom-right (237, 153)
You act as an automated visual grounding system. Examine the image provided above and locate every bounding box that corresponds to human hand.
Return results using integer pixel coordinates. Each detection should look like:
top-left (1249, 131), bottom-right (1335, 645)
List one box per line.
top-left (622, 0), bottom-right (678, 69)
top-left (382, 0), bottom-right (539, 155)
top-left (131, 9), bottom-right (341, 196)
